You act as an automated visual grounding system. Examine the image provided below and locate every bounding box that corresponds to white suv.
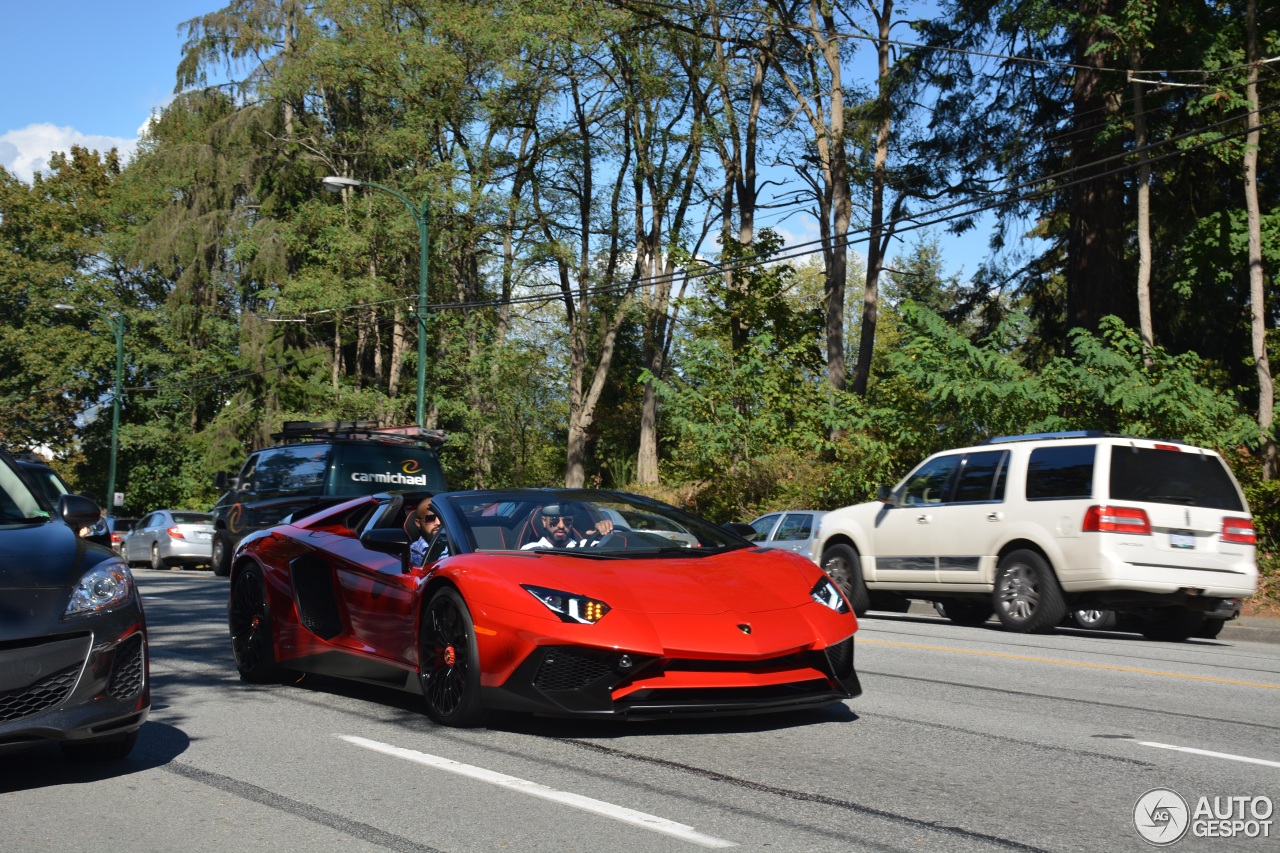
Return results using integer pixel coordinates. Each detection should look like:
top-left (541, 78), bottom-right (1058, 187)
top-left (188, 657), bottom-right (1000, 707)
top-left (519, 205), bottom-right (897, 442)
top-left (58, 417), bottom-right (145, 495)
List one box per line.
top-left (816, 432), bottom-right (1258, 641)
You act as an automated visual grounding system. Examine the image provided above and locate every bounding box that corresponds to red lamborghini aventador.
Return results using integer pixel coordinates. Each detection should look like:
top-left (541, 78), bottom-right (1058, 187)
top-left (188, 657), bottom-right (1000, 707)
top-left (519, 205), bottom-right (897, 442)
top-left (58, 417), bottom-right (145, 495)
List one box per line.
top-left (228, 489), bottom-right (860, 726)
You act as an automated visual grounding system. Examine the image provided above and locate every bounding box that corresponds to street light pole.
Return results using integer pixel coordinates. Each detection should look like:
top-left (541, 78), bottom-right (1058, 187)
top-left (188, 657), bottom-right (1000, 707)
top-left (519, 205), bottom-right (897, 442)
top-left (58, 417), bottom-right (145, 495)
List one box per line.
top-left (54, 303), bottom-right (124, 509)
top-left (322, 176), bottom-right (430, 428)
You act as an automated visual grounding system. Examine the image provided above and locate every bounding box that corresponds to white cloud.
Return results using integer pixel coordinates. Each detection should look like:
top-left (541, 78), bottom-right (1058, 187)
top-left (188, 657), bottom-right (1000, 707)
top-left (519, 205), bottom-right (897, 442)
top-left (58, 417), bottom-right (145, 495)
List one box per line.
top-left (0, 123), bottom-right (136, 183)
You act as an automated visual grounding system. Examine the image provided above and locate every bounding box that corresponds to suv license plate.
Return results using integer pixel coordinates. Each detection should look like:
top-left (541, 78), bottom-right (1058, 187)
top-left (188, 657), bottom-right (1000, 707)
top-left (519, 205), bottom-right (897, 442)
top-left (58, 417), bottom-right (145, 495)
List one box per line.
top-left (1170, 531), bottom-right (1195, 549)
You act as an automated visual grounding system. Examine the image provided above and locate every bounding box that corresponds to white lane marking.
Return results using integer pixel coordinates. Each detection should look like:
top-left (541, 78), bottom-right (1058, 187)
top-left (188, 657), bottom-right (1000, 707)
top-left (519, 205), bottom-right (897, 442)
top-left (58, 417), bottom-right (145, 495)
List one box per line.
top-left (1139, 741), bottom-right (1280, 769)
top-left (339, 735), bottom-right (736, 848)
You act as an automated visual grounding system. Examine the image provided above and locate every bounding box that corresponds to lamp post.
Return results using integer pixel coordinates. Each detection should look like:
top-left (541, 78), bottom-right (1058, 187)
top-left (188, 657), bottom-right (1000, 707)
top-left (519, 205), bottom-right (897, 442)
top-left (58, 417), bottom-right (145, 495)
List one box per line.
top-left (54, 303), bottom-right (124, 510)
top-left (323, 175), bottom-right (430, 428)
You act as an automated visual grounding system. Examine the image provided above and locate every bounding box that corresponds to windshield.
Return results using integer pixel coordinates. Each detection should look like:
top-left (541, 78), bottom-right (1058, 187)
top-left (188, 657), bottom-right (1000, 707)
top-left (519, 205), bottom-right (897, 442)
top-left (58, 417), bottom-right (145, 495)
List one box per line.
top-left (172, 512), bottom-right (213, 524)
top-left (445, 490), bottom-right (748, 555)
top-left (0, 460), bottom-right (49, 524)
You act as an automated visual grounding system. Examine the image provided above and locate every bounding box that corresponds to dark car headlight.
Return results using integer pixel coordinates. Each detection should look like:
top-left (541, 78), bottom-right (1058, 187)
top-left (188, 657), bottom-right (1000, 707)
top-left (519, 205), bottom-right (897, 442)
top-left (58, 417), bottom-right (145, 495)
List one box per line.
top-left (66, 559), bottom-right (135, 617)
top-left (811, 578), bottom-right (849, 613)
top-left (522, 584), bottom-right (611, 624)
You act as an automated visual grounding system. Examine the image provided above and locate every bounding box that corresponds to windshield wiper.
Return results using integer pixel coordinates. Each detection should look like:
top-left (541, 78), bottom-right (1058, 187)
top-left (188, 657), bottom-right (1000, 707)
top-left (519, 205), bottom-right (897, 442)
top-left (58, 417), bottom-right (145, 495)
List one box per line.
top-left (1147, 494), bottom-right (1196, 505)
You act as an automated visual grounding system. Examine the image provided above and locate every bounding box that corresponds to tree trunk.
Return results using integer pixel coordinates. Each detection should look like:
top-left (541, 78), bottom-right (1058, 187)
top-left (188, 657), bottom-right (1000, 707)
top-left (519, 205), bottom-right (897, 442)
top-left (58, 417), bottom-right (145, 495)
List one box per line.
top-left (1067, 0), bottom-right (1128, 331)
top-left (1132, 54), bottom-right (1153, 361)
top-left (1245, 0), bottom-right (1278, 476)
top-left (851, 0), bottom-right (894, 397)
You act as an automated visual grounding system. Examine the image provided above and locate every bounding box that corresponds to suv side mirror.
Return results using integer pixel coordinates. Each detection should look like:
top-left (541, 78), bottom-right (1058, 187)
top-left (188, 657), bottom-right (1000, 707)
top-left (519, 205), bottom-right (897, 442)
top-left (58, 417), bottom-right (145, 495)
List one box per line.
top-left (58, 494), bottom-right (102, 531)
top-left (215, 471), bottom-right (239, 491)
top-left (722, 522), bottom-right (758, 541)
top-left (876, 485), bottom-right (895, 504)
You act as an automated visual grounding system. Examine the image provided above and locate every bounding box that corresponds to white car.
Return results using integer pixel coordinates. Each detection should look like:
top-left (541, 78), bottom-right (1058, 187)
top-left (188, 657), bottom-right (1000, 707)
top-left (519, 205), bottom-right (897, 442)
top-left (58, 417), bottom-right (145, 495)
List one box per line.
top-left (815, 431), bottom-right (1257, 641)
top-left (746, 510), bottom-right (826, 559)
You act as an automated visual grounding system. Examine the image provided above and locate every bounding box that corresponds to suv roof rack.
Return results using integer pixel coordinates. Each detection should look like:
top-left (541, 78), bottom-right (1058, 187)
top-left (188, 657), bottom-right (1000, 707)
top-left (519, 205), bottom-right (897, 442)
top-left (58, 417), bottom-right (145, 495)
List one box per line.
top-left (11, 452), bottom-right (49, 464)
top-left (272, 420), bottom-right (446, 447)
top-left (981, 430), bottom-right (1109, 445)
top-left (980, 430), bottom-right (1189, 447)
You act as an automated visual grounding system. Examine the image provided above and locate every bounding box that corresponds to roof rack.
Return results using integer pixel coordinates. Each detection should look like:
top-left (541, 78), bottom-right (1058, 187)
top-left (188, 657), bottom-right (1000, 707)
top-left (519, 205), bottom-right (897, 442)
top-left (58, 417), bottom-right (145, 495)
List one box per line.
top-left (980, 430), bottom-right (1188, 446)
top-left (980, 430), bottom-right (1108, 445)
top-left (271, 420), bottom-right (446, 447)
top-left (11, 452), bottom-right (49, 464)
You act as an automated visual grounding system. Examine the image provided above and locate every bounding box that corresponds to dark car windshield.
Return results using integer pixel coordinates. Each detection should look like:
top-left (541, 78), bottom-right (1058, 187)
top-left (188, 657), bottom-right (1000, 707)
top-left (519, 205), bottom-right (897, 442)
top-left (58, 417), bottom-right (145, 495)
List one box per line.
top-left (443, 490), bottom-right (748, 555)
top-left (0, 461), bottom-right (50, 524)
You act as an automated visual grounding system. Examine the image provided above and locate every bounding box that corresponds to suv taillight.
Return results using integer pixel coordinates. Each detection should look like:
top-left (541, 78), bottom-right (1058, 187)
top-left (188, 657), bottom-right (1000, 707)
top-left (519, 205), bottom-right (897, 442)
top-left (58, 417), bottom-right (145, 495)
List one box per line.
top-left (1082, 505), bottom-right (1151, 535)
top-left (1221, 517), bottom-right (1256, 545)
top-left (167, 526), bottom-right (186, 540)
top-left (111, 532), bottom-right (124, 544)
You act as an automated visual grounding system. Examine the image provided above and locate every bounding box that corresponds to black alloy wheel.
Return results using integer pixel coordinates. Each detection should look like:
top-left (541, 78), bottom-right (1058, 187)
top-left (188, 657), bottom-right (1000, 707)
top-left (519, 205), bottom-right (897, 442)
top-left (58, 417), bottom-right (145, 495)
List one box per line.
top-left (420, 587), bottom-right (484, 727)
top-left (992, 549), bottom-right (1068, 633)
top-left (821, 544), bottom-right (870, 616)
top-left (229, 565), bottom-right (283, 683)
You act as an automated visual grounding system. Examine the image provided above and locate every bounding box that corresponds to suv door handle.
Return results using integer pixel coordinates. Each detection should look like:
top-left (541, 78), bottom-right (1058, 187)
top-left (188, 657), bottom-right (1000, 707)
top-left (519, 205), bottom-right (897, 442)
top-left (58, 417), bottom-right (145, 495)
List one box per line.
top-left (916, 514), bottom-right (931, 524)
top-left (987, 511), bottom-right (1003, 521)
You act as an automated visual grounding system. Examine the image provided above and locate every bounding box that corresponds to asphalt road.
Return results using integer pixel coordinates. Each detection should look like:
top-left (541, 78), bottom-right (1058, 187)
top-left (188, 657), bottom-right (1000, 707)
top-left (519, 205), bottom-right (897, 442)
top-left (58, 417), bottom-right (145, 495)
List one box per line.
top-left (3, 569), bottom-right (1278, 852)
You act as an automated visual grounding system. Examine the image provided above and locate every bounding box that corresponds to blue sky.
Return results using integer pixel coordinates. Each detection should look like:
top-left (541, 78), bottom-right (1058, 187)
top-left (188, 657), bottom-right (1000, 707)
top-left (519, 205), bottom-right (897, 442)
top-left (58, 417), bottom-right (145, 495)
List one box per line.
top-left (0, 1), bottom-right (214, 181)
top-left (0, 1), bottom-right (994, 279)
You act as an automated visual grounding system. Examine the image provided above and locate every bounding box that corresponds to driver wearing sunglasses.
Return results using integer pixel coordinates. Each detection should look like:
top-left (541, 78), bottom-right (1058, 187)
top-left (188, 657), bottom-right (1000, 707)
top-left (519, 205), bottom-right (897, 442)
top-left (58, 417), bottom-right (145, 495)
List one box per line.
top-left (521, 502), bottom-right (613, 550)
top-left (410, 496), bottom-right (447, 565)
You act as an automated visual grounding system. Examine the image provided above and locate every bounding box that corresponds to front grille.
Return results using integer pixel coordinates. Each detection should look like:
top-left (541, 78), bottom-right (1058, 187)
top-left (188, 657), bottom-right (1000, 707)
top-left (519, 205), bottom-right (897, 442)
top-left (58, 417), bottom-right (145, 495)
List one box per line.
top-left (107, 634), bottom-right (145, 699)
top-left (0, 664), bottom-right (80, 723)
top-left (665, 653), bottom-right (806, 673)
top-left (533, 649), bottom-right (615, 692)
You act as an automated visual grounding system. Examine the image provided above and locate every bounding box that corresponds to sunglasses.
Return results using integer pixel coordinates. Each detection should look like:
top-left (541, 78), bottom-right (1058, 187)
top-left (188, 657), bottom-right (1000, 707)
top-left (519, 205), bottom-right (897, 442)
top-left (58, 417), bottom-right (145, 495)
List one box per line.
top-left (417, 512), bottom-right (438, 523)
top-left (544, 515), bottom-right (576, 527)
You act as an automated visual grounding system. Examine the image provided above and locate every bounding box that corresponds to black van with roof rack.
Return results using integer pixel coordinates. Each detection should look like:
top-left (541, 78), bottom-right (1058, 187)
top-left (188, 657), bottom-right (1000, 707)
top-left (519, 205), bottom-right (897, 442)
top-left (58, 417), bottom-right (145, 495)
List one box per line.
top-left (210, 420), bottom-right (447, 575)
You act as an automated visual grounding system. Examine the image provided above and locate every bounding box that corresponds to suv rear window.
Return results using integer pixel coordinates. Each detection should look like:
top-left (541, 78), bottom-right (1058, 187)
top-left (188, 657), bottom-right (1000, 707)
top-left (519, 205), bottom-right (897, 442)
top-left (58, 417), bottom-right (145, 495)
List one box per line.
top-left (1026, 445), bottom-right (1095, 500)
top-left (1110, 448), bottom-right (1244, 511)
top-left (333, 444), bottom-right (446, 495)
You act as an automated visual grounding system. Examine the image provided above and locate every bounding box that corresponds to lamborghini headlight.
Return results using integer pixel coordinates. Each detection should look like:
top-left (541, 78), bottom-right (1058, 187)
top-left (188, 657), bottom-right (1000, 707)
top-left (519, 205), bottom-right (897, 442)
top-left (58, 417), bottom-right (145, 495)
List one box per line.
top-left (66, 559), bottom-right (134, 617)
top-left (522, 584), bottom-right (611, 624)
top-left (811, 577), bottom-right (850, 613)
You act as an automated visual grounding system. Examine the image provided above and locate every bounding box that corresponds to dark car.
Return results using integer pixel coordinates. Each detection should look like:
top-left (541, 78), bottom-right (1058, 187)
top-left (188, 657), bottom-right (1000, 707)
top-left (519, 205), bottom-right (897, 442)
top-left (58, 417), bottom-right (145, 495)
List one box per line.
top-left (210, 420), bottom-right (447, 576)
top-left (227, 489), bottom-right (860, 726)
top-left (104, 515), bottom-right (139, 557)
top-left (0, 449), bottom-right (149, 760)
top-left (12, 454), bottom-right (113, 550)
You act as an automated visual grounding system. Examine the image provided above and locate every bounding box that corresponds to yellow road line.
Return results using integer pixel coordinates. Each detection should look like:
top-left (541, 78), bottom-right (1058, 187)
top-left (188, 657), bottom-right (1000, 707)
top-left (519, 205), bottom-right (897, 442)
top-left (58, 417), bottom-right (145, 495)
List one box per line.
top-left (858, 637), bottom-right (1280, 689)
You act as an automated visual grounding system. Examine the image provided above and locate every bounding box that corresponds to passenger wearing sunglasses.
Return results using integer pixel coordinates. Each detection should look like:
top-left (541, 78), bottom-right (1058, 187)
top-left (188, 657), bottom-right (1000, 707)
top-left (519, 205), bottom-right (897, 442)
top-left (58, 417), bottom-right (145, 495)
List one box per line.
top-left (521, 502), bottom-right (613, 550)
top-left (409, 497), bottom-right (448, 565)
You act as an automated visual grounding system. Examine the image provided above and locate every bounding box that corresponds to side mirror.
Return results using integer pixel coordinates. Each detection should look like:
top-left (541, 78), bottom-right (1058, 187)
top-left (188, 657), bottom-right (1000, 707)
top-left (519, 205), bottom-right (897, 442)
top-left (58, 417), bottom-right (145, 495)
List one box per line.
top-left (722, 522), bottom-right (758, 541)
top-left (360, 526), bottom-right (411, 574)
top-left (215, 471), bottom-right (238, 491)
top-left (876, 485), bottom-right (895, 504)
top-left (58, 494), bottom-right (102, 531)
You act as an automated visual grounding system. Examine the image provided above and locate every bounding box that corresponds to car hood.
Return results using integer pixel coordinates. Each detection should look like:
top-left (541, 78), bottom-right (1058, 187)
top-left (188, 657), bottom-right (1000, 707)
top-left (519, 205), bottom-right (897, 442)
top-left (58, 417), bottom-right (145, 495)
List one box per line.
top-left (0, 521), bottom-right (115, 588)
top-left (465, 547), bottom-right (821, 615)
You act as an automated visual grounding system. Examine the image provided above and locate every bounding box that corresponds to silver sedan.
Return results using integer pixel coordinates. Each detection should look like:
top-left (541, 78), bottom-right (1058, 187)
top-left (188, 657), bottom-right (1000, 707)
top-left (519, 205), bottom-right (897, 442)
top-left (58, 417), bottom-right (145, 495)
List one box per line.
top-left (123, 509), bottom-right (215, 569)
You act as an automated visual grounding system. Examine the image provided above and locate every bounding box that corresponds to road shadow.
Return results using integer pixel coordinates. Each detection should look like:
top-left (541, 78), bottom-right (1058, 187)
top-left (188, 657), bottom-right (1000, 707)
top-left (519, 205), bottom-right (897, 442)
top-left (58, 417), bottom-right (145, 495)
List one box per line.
top-left (484, 700), bottom-right (859, 739)
top-left (0, 721), bottom-right (191, 794)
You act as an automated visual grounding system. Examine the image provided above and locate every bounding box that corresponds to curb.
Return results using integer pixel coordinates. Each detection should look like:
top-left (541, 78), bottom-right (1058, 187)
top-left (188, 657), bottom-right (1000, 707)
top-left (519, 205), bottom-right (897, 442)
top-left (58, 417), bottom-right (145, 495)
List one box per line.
top-left (892, 601), bottom-right (1280, 645)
